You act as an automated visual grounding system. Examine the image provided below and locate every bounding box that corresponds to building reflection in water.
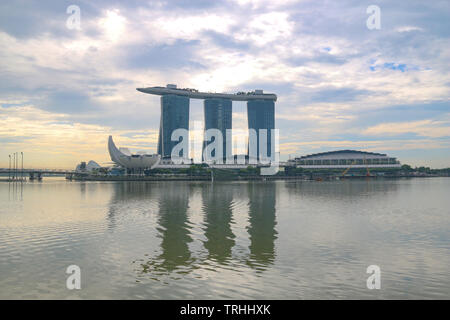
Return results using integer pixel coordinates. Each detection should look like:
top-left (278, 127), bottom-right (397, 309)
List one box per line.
top-left (137, 182), bottom-right (194, 275)
top-left (201, 183), bottom-right (235, 263)
top-left (284, 179), bottom-right (400, 199)
top-left (246, 182), bottom-right (277, 270)
top-left (155, 183), bottom-right (193, 272)
top-left (120, 181), bottom-right (278, 279)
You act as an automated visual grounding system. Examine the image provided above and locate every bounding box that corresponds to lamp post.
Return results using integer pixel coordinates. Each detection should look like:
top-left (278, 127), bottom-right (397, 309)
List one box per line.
top-left (13, 153), bottom-right (16, 180)
top-left (21, 152), bottom-right (23, 181)
top-left (8, 154), bottom-right (11, 181)
top-left (15, 152), bottom-right (18, 180)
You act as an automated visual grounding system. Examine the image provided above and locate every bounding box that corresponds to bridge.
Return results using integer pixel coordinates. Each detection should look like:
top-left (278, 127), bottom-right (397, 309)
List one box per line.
top-left (0, 161), bottom-right (293, 182)
top-left (0, 168), bottom-right (75, 180)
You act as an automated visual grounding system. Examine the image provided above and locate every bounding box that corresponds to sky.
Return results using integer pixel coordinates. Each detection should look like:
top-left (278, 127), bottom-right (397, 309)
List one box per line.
top-left (0, 0), bottom-right (449, 169)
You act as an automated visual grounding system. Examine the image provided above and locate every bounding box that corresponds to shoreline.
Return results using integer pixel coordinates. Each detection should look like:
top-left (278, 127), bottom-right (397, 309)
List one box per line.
top-left (65, 174), bottom-right (448, 182)
top-left (2, 174), bottom-right (448, 183)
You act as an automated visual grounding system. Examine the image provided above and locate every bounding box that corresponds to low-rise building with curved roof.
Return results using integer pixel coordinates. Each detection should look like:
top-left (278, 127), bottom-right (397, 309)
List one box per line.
top-left (289, 150), bottom-right (401, 168)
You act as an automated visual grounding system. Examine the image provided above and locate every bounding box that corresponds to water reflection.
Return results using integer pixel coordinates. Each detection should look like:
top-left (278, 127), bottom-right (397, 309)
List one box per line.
top-left (8, 181), bottom-right (23, 201)
top-left (109, 181), bottom-right (153, 200)
top-left (246, 182), bottom-right (277, 269)
top-left (154, 183), bottom-right (193, 273)
top-left (201, 183), bottom-right (235, 263)
top-left (284, 179), bottom-right (400, 198)
top-left (3, 178), bottom-right (448, 299)
top-left (107, 182), bottom-right (155, 230)
top-left (118, 181), bottom-right (279, 279)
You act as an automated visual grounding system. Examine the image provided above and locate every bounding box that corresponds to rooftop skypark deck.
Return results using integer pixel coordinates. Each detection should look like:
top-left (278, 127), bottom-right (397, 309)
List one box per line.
top-left (136, 84), bottom-right (277, 101)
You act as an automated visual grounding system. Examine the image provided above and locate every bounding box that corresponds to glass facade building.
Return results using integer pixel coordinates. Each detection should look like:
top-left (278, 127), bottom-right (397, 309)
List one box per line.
top-left (158, 94), bottom-right (190, 158)
top-left (138, 84), bottom-right (277, 163)
top-left (203, 98), bottom-right (232, 160)
top-left (247, 100), bottom-right (275, 159)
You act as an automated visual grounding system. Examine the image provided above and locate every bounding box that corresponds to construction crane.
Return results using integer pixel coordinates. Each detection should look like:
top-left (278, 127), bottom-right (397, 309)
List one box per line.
top-left (342, 159), bottom-right (372, 177)
top-left (341, 160), bottom-right (356, 176)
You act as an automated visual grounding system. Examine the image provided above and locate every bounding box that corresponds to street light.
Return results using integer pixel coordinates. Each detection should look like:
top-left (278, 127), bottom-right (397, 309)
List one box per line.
top-left (21, 152), bottom-right (23, 181)
top-left (8, 154), bottom-right (11, 181)
top-left (15, 152), bottom-right (18, 180)
top-left (13, 153), bottom-right (16, 180)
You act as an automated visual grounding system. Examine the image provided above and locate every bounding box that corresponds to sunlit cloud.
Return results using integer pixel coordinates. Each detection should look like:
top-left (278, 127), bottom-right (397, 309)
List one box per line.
top-left (0, 105), bottom-right (158, 168)
top-left (0, 0), bottom-right (449, 168)
top-left (98, 9), bottom-right (127, 42)
top-left (280, 139), bottom-right (450, 155)
top-left (364, 119), bottom-right (450, 138)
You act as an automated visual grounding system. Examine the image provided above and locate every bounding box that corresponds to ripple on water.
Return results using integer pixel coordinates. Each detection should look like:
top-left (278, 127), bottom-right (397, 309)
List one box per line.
top-left (1, 178), bottom-right (449, 299)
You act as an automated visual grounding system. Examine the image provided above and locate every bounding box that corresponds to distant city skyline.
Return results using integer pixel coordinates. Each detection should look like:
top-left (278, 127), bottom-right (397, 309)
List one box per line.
top-left (0, 0), bottom-right (449, 168)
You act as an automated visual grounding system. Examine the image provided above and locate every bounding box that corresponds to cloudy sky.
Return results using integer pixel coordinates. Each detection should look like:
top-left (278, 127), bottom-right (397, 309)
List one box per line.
top-left (0, 0), bottom-right (449, 168)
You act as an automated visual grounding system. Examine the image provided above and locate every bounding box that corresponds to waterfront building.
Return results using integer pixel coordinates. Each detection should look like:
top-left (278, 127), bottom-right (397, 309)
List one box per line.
top-left (247, 99), bottom-right (275, 160)
top-left (203, 98), bottom-right (232, 161)
top-left (75, 160), bottom-right (101, 173)
top-left (108, 136), bottom-right (160, 171)
top-left (289, 150), bottom-right (401, 168)
top-left (159, 94), bottom-right (190, 158)
top-left (137, 84), bottom-right (277, 163)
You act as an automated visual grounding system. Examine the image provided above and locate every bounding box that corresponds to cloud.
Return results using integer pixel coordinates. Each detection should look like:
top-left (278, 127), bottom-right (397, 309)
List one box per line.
top-left (0, 0), bottom-right (449, 168)
top-left (280, 139), bottom-right (450, 157)
top-left (39, 90), bottom-right (97, 114)
top-left (364, 119), bottom-right (450, 138)
top-left (121, 40), bottom-right (206, 70)
top-left (0, 104), bottom-right (158, 168)
top-left (396, 26), bottom-right (424, 33)
top-left (308, 87), bottom-right (372, 103)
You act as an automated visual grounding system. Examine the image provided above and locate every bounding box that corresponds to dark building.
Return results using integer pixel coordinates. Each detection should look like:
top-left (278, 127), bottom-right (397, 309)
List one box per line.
top-left (158, 94), bottom-right (190, 158)
top-left (203, 98), bottom-right (232, 161)
top-left (247, 99), bottom-right (275, 160)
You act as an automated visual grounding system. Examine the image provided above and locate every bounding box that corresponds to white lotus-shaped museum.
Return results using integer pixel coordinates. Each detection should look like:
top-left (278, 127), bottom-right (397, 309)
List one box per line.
top-left (108, 136), bottom-right (160, 169)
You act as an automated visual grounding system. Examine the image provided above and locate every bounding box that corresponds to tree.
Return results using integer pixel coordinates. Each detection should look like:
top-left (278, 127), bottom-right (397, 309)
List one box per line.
top-left (401, 164), bottom-right (413, 172)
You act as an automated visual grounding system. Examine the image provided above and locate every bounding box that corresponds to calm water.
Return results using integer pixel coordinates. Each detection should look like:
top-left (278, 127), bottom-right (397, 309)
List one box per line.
top-left (0, 177), bottom-right (449, 299)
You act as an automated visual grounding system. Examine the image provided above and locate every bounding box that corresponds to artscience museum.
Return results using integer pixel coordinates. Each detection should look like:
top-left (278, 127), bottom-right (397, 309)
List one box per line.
top-left (108, 136), bottom-right (160, 171)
